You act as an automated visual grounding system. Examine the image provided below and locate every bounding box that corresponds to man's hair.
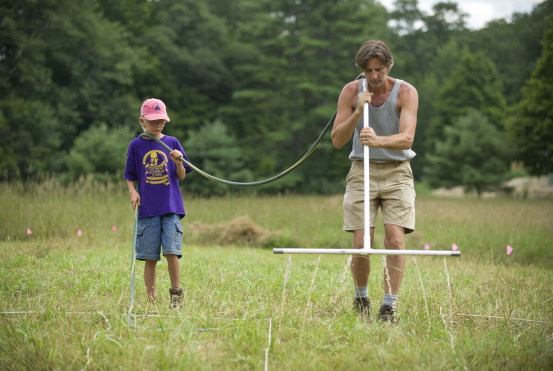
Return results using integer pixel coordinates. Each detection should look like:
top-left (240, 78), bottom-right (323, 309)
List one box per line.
top-left (355, 40), bottom-right (394, 70)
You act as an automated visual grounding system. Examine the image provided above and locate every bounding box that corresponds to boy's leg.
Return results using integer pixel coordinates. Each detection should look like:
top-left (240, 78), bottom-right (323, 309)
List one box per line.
top-left (135, 215), bottom-right (163, 302)
top-left (144, 260), bottom-right (157, 300)
top-left (160, 214), bottom-right (184, 308)
top-left (166, 254), bottom-right (184, 308)
top-left (165, 254), bottom-right (181, 289)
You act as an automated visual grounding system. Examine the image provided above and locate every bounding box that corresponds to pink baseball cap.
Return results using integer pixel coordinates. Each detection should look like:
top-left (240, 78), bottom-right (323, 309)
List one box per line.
top-left (140, 98), bottom-right (171, 122)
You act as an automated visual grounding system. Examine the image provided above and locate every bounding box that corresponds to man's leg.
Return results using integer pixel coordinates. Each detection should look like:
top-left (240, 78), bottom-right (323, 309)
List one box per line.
top-left (382, 224), bottom-right (406, 295)
top-left (351, 228), bottom-right (374, 318)
top-left (351, 228), bottom-right (374, 287)
top-left (379, 224), bottom-right (406, 322)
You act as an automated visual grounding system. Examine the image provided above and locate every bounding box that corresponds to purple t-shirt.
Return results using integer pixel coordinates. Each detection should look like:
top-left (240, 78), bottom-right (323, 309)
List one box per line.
top-left (124, 135), bottom-right (193, 219)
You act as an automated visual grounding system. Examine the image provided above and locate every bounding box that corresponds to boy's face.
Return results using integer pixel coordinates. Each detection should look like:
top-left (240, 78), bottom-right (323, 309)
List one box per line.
top-left (140, 117), bottom-right (166, 136)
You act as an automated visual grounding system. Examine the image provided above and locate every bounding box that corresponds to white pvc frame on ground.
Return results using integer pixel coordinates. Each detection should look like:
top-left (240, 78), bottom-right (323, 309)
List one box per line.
top-left (273, 76), bottom-right (461, 258)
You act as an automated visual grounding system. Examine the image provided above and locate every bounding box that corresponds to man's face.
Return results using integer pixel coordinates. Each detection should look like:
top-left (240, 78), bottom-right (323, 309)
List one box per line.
top-left (363, 57), bottom-right (390, 88)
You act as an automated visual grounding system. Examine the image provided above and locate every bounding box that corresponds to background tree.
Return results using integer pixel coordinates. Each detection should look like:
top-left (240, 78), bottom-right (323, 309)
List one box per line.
top-left (509, 13), bottom-right (553, 175)
top-left (389, 0), bottom-right (423, 35)
top-left (425, 52), bottom-right (506, 152)
top-left (135, 0), bottom-right (233, 140)
top-left (424, 110), bottom-right (510, 196)
top-left (404, 38), bottom-right (469, 177)
top-left (468, 0), bottom-right (553, 106)
top-left (66, 124), bottom-right (134, 181)
top-left (0, 0), bottom-right (142, 179)
top-left (183, 119), bottom-right (253, 196)
top-left (423, 1), bottom-right (467, 35)
top-left (388, 1), bottom-right (470, 178)
top-left (218, 0), bottom-right (390, 193)
top-left (0, 0), bottom-right (550, 194)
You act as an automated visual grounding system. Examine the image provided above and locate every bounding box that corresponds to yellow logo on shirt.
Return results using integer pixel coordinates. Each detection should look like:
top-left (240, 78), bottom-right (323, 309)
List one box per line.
top-left (143, 150), bottom-right (170, 185)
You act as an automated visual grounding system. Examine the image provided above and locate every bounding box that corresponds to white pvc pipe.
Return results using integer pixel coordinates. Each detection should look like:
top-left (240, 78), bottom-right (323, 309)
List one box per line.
top-left (274, 248), bottom-right (460, 257)
top-left (362, 76), bottom-right (371, 252)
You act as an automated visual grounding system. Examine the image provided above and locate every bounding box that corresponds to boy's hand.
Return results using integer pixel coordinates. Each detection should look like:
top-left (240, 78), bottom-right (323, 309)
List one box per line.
top-left (169, 150), bottom-right (183, 165)
top-left (130, 190), bottom-right (141, 210)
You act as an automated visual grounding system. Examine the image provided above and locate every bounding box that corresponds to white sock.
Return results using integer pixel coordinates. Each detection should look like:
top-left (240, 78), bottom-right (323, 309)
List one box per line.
top-left (354, 286), bottom-right (368, 298)
top-left (382, 294), bottom-right (398, 308)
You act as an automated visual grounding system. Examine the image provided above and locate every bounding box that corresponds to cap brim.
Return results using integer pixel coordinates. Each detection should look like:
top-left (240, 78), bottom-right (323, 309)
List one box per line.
top-left (143, 114), bottom-right (170, 122)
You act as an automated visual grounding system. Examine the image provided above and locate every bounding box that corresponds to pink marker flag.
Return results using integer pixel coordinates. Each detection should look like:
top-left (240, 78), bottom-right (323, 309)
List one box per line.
top-left (507, 245), bottom-right (513, 255)
top-left (452, 243), bottom-right (458, 251)
top-left (26, 228), bottom-right (32, 235)
top-left (112, 225), bottom-right (117, 232)
top-left (77, 229), bottom-right (82, 237)
top-left (424, 243), bottom-right (430, 250)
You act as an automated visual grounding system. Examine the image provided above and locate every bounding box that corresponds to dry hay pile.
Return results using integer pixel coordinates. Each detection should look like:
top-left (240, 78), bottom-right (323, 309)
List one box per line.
top-left (187, 216), bottom-right (280, 247)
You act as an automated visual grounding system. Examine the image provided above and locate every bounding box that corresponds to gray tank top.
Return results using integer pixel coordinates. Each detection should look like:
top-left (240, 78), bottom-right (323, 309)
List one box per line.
top-left (349, 79), bottom-right (416, 162)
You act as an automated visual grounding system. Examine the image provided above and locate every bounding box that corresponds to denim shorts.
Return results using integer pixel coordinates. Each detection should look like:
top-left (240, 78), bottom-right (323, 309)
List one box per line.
top-left (135, 213), bottom-right (183, 261)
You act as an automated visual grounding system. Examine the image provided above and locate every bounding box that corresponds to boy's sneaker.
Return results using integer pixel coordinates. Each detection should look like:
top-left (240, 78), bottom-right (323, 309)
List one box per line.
top-left (378, 304), bottom-right (396, 323)
top-left (353, 297), bottom-right (371, 319)
top-left (169, 287), bottom-right (184, 309)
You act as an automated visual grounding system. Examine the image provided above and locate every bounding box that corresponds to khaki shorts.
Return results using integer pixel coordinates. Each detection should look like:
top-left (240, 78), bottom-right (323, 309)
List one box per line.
top-left (343, 160), bottom-right (415, 233)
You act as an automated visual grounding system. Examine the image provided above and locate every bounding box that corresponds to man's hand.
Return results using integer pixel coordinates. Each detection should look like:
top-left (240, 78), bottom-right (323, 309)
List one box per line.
top-left (359, 127), bottom-right (380, 147)
top-left (355, 91), bottom-right (373, 114)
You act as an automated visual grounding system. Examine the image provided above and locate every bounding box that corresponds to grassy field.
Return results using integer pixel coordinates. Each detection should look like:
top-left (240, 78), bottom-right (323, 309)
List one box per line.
top-left (1, 179), bottom-right (552, 370)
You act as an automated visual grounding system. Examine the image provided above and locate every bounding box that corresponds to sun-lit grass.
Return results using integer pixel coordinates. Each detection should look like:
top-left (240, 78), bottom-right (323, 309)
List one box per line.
top-left (1, 180), bottom-right (552, 369)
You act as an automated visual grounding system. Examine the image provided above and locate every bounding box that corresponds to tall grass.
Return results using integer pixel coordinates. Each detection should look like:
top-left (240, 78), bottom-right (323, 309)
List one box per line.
top-left (1, 180), bottom-right (552, 370)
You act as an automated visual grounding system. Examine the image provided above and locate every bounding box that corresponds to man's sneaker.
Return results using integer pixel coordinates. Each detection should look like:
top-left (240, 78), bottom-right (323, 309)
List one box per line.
top-left (378, 304), bottom-right (396, 323)
top-left (353, 297), bottom-right (371, 319)
top-left (169, 287), bottom-right (184, 309)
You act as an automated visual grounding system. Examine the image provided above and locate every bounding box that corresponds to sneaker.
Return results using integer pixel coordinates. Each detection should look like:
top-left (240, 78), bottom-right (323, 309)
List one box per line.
top-left (378, 304), bottom-right (396, 323)
top-left (353, 297), bottom-right (371, 319)
top-left (169, 287), bottom-right (184, 309)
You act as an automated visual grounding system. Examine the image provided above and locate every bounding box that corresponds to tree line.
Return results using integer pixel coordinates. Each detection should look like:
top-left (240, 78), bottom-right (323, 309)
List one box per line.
top-left (1, 0), bottom-right (552, 195)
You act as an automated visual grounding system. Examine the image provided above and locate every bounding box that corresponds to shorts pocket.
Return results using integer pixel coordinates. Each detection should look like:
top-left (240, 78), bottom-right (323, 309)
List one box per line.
top-left (136, 226), bottom-right (145, 251)
top-left (398, 162), bottom-right (414, 182)
top-left (345, 162), bottom-right (363, 190)
top-left (174, 222), bottom-right (183, 249)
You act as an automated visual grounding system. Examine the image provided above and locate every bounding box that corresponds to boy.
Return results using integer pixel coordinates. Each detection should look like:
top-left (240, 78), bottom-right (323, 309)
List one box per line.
top-left (125, 98), bottom-right (193, 308)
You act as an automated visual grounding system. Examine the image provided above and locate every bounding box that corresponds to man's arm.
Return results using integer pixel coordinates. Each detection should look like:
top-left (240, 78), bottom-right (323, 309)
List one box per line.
top-left (363, 83), bottom-right (418, 150)
top-left (331, 80), bottom-right (372, 149)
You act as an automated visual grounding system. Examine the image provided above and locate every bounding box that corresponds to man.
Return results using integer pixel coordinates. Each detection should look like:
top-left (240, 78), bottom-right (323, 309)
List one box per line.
top-left (331, 40), bottom-right (418, 322)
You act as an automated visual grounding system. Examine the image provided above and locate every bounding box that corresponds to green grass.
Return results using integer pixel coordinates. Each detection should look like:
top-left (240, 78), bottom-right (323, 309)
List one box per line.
top-left (1, 180), bottom-right (552, 370)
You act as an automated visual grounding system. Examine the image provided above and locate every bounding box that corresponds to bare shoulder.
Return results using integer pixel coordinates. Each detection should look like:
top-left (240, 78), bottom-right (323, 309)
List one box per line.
top-left (398, 80), bottom-right (418, 108)
top-left (338, 79), bottom-right (362, 106)
top-left (341, 79), bottom-right (362, 96)
top-left (399, 80), bottom-right (418, 99)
